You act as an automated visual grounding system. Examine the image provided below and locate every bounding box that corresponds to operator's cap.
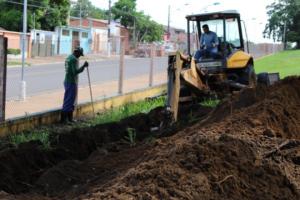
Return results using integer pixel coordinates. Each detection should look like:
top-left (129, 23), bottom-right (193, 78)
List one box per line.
top-left (74, 47), bottom-right (84, 56)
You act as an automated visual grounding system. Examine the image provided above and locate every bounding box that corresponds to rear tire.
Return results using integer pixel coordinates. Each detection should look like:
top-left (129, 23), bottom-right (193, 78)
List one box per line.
top-left (257, 72), bottom-right (270, 86)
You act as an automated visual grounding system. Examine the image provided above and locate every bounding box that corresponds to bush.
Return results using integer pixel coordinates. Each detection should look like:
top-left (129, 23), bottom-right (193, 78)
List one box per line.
top-left (7, 48), bottom-right (21, 55)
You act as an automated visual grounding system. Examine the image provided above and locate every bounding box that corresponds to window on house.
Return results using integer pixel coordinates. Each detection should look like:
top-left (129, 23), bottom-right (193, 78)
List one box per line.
top-left (82, 32), bottom-right (88, 38)
top-left (62, 29), bottom-right (70, 36)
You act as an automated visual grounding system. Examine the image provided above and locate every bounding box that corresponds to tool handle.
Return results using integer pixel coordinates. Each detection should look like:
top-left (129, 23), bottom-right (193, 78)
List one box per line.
top-left (86, 67), bottom-right (95, 117)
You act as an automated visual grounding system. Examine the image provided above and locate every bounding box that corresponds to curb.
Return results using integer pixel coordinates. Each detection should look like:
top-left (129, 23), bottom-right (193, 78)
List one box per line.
top-left (0, 84), bottom-right (167, 137)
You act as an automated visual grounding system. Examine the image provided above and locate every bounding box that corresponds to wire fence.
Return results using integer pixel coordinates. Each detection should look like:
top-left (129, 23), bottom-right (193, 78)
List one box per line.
top-left (247, 43), bottom-right (284, 59)
top-left (5, 39), bottom-right (167, 119)
top-left (2, 37), bottom-right (285, 120)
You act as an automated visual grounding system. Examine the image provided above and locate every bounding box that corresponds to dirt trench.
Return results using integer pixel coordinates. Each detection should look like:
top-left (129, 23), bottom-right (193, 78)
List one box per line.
top-left (0, 101), bottom-right (211, 199)
top-left (0, 76), bottom-right (300, 200)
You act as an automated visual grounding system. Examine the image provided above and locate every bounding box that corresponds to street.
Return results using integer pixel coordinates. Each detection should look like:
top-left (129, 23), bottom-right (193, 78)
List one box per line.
top-left (6, 57), bottom-right (168, 100)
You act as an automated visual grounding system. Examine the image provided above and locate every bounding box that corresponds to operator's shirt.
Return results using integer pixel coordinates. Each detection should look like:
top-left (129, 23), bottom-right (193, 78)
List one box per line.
top-left (200, 31), bottom-right (219, 50)
top-left (64, 54), bottom-right (85, 84)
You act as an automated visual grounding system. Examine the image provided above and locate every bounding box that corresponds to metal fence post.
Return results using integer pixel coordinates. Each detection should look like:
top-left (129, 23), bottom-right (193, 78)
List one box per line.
top-left (20, 0), bottom-right (27, 101)
top-left (149, 43), bottom-right (154, 87)
top-left (118, 39), bottom-right (125, 94)
top-left (0, 36), bottom-right (7, 121)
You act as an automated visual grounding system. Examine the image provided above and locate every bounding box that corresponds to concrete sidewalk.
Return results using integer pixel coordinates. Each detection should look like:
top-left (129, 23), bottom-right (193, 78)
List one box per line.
top-left (5, 72), bottom-right (167, 119)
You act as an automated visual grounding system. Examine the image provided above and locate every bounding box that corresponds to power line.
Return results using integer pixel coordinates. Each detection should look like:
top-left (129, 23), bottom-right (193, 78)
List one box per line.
top-left (1, 0), bottom-right (69, 11)
top-left (1, 0), bottom-right (101, 13)
top-left (1, 0), bottom-right (51, 9)
top-left (28, 0), bottom-right (47, 6)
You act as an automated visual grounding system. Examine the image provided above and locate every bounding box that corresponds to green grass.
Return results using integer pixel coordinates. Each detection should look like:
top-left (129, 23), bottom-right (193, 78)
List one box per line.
top-left (4, 96), bottom-right (166, 148)
top-left (200, 98), bottom-right (220, 108)
top-left (86, 96), bottom-right (166, 126)
top-left (9, 129), bottom-right (50, 149)
top-left (255, 50), bottom-right (300, 78)
top-left (123, 128), bottom-right (137, 147)
top-left (7, 61), bottom-right (30, 66)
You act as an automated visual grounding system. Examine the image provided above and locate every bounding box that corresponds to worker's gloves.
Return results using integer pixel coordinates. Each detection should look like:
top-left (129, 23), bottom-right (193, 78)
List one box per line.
top-left (83, 61), bottom-right (89, 68)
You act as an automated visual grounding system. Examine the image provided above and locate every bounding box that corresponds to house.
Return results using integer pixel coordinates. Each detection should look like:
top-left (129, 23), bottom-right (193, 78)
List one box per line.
top-left (55, 26), bottom-right (91, 55)
top-left (69, 17), bottom-right (130, 54)
top-left (163, 26), bottom-right (187, 51)
top-left (0, 29), bottom-right (31, 58)
top-left (70, 17), bottom-right (108, 54)
top-left (164, 26), bottom-right (186, 43)
top-left (30, 29), bottom-right (57, 57)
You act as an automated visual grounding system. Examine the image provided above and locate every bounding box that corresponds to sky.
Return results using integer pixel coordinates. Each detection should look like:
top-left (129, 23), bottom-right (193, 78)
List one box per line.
top-left (90, 0), bottom-right (276, 43)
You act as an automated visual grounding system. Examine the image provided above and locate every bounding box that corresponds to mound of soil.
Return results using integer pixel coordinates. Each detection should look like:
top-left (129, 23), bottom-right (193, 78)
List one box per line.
top-left (1, 77), bottom-right (299, 200)
top-left (73, 76), bottom-right (300, 200)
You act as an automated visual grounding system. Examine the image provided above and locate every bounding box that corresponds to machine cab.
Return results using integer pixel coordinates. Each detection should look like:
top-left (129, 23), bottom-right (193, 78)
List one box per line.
top-left (186, 11), bottom-right (249, 71)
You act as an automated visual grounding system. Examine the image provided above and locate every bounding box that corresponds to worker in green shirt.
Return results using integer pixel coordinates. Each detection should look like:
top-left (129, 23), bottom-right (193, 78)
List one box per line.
top-left (61, 47), bottom-right (89, 123)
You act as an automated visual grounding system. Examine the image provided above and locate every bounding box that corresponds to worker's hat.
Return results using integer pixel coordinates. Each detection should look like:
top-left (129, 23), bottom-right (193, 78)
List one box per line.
top-left (74, 47), bottom-right (84, 56)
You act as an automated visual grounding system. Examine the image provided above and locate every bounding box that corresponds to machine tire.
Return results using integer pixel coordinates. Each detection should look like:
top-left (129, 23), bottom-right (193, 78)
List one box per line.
top-left (243, 64), bottom-right (257, 87)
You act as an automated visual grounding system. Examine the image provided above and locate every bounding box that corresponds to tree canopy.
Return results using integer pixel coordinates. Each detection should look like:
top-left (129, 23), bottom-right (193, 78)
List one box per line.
top-left (0, 0), bottom-right (70, 32)
top-left (264, 0), bottom-right (300, 48)
top-left (0, 0), bottom-right (164, 43)
top-left (70, 0), bottom-right (108, 20)
top-left (112, 0), bottom-right (136, 28)
top-left (134, 11), bottom-right (164, 42)
top-left (112, 0), bottom-right (163, 42)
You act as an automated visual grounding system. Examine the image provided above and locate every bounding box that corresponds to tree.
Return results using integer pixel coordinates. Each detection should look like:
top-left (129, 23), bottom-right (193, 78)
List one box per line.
top-left (0, 0), bottom-right (70, 32)
top-left (264, 0), bottom-right (300, 48)
top-left (134, 12), bottom-right (163, 42)
top-left (0, 9), bottom-right (23, 31)
top-left (39, 0), bottom-right (70, 31)
top-left (112, 0), bottom-right (136, 28)
top-left (112, 0), bottom-right (163, 42)
top-left (70, 0), bottom-right (107, 20)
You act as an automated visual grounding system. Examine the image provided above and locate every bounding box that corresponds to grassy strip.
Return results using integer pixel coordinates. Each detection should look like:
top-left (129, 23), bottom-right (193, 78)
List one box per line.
top-left (9, 129), bottom-right (50, 149)
top-left (7, 61), bottom-right (31, 66)
top-left (200, 98), bottom-right (220, 108)
top-left (6, 96), bottom-right (166, 148)
top-left (255, 50), bottom-right (300, 78)
top-left (87, 96), bottom-right (166, 126)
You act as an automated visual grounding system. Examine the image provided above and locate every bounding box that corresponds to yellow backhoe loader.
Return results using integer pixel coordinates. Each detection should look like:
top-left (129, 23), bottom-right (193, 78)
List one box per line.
top-left (166, 11), bottom-right (279, 122)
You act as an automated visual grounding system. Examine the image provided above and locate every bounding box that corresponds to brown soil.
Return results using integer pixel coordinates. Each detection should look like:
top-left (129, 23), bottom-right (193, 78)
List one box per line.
top-left (0, 76), bottom-right (300, 200)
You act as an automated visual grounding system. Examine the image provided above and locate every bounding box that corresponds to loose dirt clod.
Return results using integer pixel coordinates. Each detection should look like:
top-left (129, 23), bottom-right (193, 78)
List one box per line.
top-left (0, 76), bottom-right (300, 200)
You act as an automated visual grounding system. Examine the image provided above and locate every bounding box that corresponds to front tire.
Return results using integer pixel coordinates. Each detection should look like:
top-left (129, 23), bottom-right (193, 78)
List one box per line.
top-left (242, 64), bottom-right (257, 87)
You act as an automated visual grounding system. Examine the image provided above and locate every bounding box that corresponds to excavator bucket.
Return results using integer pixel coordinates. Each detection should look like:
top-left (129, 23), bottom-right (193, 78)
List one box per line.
top-left (166, 52), bottom-right (182, 122)
top-left (166, 52), bottom-right (207, 122)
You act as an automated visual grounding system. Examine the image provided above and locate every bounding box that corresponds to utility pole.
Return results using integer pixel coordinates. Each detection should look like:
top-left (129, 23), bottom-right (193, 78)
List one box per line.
top-left (107, 0), bottom-right (112, 57)
top-left (133, 18), bottom-right (136, 48)
top-left (20, 0), bottom-right (27, 101)
top-left (79, 0), bottom-right (82, 28)
top-left (167, 5), bottom-right (170, 40)
top-left (33, 12), bottom-right (35, 30)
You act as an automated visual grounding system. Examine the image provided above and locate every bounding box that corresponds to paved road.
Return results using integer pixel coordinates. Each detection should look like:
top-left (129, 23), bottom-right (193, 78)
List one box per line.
top-left (6, 57), bottom-right (168, 100)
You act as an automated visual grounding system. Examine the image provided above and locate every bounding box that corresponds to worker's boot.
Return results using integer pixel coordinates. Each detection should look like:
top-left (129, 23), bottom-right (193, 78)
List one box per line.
top-left (60, 111), bottom-right (68, 124)
top-left (67, 112), bottom-right (76, 123)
